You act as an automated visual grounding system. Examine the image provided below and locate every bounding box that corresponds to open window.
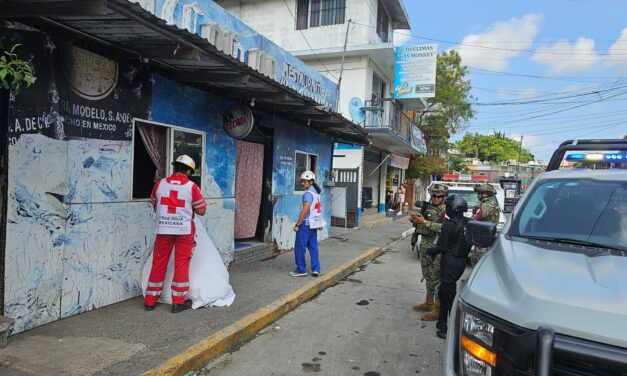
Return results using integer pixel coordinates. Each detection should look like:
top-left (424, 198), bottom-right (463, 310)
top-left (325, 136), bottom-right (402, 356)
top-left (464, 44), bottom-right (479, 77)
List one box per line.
top-left (376, 1), bottom-right (390, 42)
top-left (132, 120), bottom-right (205, 199)
top-left (294, 151), bottom-right (318, 192)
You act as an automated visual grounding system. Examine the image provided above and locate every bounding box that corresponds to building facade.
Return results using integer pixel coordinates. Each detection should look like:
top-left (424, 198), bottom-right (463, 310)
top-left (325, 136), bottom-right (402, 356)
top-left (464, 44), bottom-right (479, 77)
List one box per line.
top-left (216, 0), bottom-right (428, 225)
top-left (1, 0), bottom-right (367, 333)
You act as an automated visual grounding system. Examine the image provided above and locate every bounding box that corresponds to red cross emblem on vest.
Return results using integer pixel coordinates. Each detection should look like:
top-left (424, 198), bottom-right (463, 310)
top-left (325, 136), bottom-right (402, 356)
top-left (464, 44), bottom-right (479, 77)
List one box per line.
top-left (314, 200), bottom-right (322, 213)
top-left (160, 190), bottom-right (186, 214)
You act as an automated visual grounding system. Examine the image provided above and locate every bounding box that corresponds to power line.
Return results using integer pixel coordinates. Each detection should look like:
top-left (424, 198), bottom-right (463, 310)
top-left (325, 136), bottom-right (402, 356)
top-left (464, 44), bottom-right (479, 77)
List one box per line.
top-left (468, 88), bottom-right (627, 126)
top-left (351, 21), bottom-right (627, 57)
top-left (281, 0), bottom-right (340, 82)
top-left (471, 110), bottom-right (627, 130)
top-left (525, 123), bottom-right (625, 149)
top-left (470, 68), bottom-right (621, 84)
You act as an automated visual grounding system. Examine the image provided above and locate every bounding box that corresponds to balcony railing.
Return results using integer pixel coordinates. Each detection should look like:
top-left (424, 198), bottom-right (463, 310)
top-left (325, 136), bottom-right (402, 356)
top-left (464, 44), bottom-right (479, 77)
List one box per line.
top-left (363, 98), bottom-right (413, 141)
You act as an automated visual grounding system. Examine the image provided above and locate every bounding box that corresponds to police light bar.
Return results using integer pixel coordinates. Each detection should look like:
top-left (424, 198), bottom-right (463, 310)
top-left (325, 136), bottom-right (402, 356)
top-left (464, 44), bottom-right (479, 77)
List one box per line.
top-left (605, 153), bottom-right (625, 160)
top-left (566, 153), bottom-right (626, 161)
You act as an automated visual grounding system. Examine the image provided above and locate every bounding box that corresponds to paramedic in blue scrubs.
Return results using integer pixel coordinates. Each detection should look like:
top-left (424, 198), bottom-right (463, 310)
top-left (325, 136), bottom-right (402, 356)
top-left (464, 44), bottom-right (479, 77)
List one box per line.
top-left (291, 170), bottom-right (325, 277)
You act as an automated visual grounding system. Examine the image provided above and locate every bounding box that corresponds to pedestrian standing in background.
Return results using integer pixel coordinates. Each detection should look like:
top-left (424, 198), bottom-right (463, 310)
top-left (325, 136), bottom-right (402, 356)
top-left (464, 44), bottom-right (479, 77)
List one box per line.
top-left (396, 184), bottom-right (406, 215)
top-left (291, 170), bottom-right (326, 277)
top-left (426, 195), bottom-right (472, 339)
top-left (410, 184), bottom-right (448, 321)
top-left (469, 184), bottom-right (500, 266)
top-left (145, 155), bottom-right (207, 313)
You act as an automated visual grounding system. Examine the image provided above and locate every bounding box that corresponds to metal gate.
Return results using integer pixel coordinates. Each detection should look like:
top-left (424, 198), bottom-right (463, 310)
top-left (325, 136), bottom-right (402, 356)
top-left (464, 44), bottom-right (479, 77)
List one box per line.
top-left (331, 168), bottom-right (359, 227)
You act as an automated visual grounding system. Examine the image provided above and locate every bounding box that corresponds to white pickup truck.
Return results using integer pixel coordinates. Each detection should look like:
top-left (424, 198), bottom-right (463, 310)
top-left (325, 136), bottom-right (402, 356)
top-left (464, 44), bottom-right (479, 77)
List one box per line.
top-left (443, 139), bottom-right (627, 376)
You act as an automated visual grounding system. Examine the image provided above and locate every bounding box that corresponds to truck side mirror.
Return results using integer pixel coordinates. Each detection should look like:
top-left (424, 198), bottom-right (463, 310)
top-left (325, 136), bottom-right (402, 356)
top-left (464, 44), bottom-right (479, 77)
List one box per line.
top-left (466, 221), bottom-right (497, 248)
top-left (415, 200), bottom-right (423, 208)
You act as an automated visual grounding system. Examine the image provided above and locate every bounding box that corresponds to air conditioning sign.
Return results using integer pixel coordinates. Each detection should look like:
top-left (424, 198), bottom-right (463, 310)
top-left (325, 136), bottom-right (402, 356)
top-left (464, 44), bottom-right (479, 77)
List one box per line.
top-left (223, 105), bottom-right (254, 140)
top-left (394, 44), bottom-right (437, 99)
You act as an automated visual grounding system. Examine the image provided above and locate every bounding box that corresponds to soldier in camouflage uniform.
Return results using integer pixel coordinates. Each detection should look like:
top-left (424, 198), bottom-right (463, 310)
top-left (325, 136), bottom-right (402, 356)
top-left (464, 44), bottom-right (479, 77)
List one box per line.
top-left (469, 184), bottom-right (501, 266)
top-left (410, 184), bottom-right (447, 321)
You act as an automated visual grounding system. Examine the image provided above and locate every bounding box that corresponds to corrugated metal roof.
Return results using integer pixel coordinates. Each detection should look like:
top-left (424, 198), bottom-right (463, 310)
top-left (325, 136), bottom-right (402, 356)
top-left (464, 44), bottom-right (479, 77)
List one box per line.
top-left (2, 0), bottom-right (369, 145)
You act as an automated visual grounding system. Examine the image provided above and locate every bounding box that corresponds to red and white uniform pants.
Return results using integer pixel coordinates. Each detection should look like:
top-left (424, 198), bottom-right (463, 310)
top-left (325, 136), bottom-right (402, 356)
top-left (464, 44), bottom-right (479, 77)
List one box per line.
top-left (144, 224), bottom-right (196, 306)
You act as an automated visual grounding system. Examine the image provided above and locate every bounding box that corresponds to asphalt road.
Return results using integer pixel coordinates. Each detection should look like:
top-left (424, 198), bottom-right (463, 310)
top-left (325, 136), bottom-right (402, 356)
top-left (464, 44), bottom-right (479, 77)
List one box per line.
top-left (201, 236), bottom-right (445, 376)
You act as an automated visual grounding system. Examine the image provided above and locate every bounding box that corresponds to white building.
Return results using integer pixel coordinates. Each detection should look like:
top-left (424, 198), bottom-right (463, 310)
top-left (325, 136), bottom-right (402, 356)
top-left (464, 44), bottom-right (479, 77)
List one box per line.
top-left (216, 0), bottom-right (428, 225)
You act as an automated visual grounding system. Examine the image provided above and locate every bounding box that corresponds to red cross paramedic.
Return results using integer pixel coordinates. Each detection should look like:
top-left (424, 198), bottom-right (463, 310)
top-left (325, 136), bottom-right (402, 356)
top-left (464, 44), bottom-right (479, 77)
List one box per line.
top-left (145, 155), bottom-right (207, 313)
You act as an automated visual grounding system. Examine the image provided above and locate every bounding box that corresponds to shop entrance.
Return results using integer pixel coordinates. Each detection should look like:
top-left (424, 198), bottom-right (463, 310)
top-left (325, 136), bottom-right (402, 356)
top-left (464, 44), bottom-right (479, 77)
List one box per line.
top-left (233, 132), bottom-right (274, 250)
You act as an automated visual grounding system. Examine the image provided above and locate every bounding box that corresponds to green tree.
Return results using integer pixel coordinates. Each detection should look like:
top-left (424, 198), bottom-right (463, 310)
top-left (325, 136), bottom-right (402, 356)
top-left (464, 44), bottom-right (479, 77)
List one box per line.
top-left (408, 50), bottom-right (474, 178)
top-left (448, 155), bottom-right (466, 172)
top-left (453, 133), bottom-right (535, 164)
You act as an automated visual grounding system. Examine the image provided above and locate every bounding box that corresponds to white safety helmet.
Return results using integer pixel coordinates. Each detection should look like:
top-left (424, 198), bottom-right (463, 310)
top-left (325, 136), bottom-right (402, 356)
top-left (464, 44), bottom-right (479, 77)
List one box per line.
top-left (300, 170), bottom-right (316, 181)
top-left (173, 155), bottom-right (196, 172)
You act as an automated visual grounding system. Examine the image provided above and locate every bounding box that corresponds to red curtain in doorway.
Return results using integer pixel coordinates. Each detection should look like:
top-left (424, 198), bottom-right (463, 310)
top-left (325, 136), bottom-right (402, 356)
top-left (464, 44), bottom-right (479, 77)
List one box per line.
top-left (234, 140), bottom-right (264, 239)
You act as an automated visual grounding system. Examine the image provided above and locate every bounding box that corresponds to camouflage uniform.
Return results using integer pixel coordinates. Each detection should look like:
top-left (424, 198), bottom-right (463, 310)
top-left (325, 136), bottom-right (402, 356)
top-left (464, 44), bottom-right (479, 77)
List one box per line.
top-left (415, 202), bottom-right (446, 299)
top-left (470, 190), bottom-right (500, 265)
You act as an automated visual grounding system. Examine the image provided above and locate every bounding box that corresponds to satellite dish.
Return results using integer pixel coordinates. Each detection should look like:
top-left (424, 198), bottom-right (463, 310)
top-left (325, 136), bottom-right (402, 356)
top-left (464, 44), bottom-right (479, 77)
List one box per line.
top-left (348, 97), bottom-right (366, 124)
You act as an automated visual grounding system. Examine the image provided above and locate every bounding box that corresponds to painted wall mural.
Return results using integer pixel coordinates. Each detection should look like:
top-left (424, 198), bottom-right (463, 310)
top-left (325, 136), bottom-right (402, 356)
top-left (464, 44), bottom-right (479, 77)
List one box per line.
top-left (5, 29), bottom-right (152, 145)
top-left (3, 28), bottom-right (236, 333)
top-left (4, 24), bottom-right (333, 333)
top-left (272, 120), bottom-right (333, 250)
top-left (150, 76), bottom-right (237, 263)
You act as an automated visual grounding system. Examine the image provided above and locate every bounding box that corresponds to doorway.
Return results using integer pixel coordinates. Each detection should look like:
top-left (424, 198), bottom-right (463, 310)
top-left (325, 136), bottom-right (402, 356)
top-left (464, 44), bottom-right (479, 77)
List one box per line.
top-left (234, 129), bottom-right (274, 249)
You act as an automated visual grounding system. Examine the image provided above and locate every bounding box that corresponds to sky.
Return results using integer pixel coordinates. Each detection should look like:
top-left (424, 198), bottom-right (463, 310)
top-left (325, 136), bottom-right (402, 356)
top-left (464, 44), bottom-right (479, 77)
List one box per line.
top-left (395, 0), bottom-right (627, 162)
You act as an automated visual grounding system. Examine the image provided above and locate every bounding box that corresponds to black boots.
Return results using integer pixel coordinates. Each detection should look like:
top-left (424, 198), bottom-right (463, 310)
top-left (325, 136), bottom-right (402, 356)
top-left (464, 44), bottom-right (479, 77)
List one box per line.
top-left (436, 320), bottom-right (447, 339)
top-left (171, 299), bottom-right (193, 313)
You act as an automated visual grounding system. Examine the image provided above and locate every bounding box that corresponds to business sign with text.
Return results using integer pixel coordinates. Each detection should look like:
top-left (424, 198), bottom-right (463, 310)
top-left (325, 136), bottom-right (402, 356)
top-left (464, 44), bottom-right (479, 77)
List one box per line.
top-left (394, 44), bottom-right (437, 100)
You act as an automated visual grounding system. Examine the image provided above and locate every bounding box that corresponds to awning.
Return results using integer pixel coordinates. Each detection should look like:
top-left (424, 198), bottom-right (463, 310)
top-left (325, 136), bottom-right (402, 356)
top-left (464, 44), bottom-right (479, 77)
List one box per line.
top-left (2, 0), bottom-right (369, 145)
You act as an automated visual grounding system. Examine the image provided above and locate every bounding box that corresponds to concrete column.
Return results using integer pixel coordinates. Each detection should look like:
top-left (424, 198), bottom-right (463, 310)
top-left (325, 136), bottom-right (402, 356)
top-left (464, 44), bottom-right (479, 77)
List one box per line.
top-left (378, 162), bottom-right (387, 212)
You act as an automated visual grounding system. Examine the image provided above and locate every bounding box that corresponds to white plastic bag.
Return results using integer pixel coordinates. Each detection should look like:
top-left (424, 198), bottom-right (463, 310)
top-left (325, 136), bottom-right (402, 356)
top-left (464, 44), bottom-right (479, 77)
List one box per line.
top-left (142, 217), bottom-right (236, 309)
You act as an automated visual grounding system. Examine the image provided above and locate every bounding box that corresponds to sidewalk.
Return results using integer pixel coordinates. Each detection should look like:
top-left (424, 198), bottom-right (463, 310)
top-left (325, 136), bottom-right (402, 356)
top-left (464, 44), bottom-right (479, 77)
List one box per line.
top-left (0, 221), bottom-right (413, 376)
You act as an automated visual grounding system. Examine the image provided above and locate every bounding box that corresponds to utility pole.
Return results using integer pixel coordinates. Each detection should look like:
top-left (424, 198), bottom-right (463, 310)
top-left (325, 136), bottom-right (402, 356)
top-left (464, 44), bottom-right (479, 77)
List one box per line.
top-left (336, 19), bottom-right (351, 106)
top-left (516, 135), bottom-right (523, 180)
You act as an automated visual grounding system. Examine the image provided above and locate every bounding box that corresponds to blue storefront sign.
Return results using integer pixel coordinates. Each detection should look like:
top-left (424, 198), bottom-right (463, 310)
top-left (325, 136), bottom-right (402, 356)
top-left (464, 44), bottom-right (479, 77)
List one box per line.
top-left (130, 0), bottom-right (338, 110)
top-left (410, 124), bottom-right (427, 154)
top-left (393, 44), bottom-right (437, 100)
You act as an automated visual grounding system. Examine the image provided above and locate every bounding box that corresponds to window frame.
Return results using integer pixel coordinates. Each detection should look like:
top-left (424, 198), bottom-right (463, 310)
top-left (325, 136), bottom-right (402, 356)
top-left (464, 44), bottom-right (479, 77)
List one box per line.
top-left (296, 0), bottom-right (309, 30)
top-left (376, 1), bottom-right (390, 42)
top-left (296, 0), bottom-right (346, 30)
top-left (371, 72), bottom-right (386, 101)
top-left (131, 118), bottom-right (206, 201)
top-left (293, 150), bottom-right (319, 194)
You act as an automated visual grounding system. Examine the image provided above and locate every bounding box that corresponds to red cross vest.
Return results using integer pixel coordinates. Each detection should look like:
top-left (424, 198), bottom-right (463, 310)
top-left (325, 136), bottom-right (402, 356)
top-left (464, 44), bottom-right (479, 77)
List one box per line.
top-left (155, 179), bottom-right (194, 235)
top-left (307, 188), bottom-right (326, 229)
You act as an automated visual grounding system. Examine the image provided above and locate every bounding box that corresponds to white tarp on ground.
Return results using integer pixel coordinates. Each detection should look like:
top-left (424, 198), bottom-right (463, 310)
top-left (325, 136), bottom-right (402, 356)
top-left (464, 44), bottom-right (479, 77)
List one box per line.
top-left (142, 217), bottom-right (236, 309)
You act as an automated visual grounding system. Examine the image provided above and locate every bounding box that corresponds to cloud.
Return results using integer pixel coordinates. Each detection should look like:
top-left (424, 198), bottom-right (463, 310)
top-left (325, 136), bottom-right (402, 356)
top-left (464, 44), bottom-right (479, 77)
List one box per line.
top-left (608, 28), bottom-right (627, 72)
top-left (531, 38), bottom-right (602, 73)
top-left (455, 14), bottom-right (543, 70)
top-left (393, 30), bottom-right (412, 46)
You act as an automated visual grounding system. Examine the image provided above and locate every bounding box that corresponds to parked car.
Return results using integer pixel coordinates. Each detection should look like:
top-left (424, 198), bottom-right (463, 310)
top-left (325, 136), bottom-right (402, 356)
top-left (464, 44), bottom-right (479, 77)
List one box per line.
top-left (442, 139), bottom-right (627, 376)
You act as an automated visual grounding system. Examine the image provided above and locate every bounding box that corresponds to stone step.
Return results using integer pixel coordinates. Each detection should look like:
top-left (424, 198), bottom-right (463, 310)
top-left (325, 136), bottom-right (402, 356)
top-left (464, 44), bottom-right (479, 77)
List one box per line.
top-left (361, 216), bottom-right (394, 229)
top-left (360, 211), bottom-right (387, 222)
top-left (0, 316), bottom-right (14, 348)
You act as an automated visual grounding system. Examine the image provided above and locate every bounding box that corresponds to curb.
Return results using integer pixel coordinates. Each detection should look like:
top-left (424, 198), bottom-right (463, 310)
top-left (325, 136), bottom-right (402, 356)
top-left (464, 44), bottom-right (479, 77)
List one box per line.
top-left (141, 246), bottom-right (384, 376)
